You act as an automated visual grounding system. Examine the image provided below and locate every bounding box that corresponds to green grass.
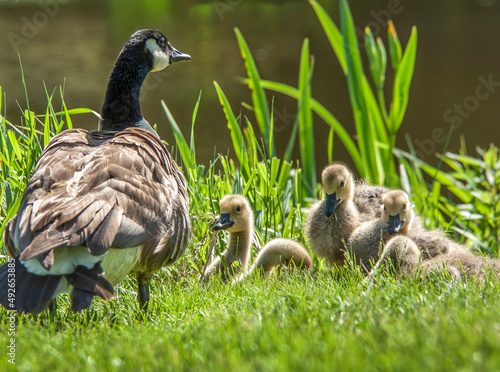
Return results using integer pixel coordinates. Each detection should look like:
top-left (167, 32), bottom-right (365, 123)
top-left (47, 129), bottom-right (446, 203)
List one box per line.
top-left (1, 1), bottom-right (499, 370)
top-left (1, 271), bottom-right (500, 372)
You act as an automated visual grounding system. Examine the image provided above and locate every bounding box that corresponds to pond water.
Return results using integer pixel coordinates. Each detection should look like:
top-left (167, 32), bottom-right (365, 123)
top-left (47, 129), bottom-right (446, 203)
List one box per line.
top-left (1, 0), bottom-right (499, 178)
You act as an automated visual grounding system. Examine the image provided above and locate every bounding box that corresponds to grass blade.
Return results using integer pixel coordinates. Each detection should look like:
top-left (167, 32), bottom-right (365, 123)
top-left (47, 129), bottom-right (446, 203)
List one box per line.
top-left (234, 28), bottom-right (273, 157)
top-left (340, 0), bottom-right (378, 182)
top-left (213, 81), bottom-right (247, 168)
top-left (161, 100), bottom-right (192, 169)
top-left (7, 131), bottom-right (22, 162)
top-left (389, 26), bottom-right (417, 133)
top-left (298, 38), bottom-right (316, 194)
top-left (257, 79), bottom-right (364, 176)
top-left (190, 90), bottom-right (203, 161)
top-left (309, 0), bottom-right (346, 73)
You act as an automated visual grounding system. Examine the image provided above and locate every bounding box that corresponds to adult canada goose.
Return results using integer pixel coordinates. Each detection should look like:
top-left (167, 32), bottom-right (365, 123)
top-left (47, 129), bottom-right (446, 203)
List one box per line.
top-left (204, 195), bottom-right (312, 282)
top-left (305, 164), bottom-right (362, 267)
top-left (0, 29), bottom-right (192, 314)
top-left (347, 189), bottom-right (421, 270)
top-left (203, 195), bottom-right (254, 282)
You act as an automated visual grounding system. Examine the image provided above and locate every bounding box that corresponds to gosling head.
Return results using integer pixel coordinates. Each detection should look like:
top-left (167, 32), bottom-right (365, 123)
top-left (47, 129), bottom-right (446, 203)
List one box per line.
top-left (321, 164), bottom-right (354, 217)
top-left (214, 195), bottom-right (254, 234)
top-left (382, 190), bottom-right (413, 234)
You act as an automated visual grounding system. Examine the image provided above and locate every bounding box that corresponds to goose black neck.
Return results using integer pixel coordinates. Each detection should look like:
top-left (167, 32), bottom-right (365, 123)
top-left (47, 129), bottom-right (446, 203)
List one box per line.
top-left (100, 52), bottom-right (153, 132)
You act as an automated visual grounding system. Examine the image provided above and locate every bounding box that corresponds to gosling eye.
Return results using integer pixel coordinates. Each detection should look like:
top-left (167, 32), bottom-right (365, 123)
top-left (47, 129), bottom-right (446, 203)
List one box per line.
top-left (383, 205), bottom-right (386, 211)
top-left (158, 37), bottom-right (166, 48)
top-left (235, 206), bottom-right (241, 213)
top-left (340, 180), bottom-right (345, 188)
top-left (402, 203), bottom-right (407, 211)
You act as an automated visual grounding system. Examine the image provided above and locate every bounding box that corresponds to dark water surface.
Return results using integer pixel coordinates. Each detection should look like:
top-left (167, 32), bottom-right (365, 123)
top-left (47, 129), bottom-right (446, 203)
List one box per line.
top-left (1, 0), bottom-right (499, 178)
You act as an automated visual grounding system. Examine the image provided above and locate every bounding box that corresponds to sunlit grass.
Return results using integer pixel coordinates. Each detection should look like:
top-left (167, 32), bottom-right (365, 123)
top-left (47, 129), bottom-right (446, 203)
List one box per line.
top-left (1, 270), bottom-right (500, 372)
top-left (0, 1), bottom-right (499, 370)
top-left (1, 83), bottom-right (499, 371)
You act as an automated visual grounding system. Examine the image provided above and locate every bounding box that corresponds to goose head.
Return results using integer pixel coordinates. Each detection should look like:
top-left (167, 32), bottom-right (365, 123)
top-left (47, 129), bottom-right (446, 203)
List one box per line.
top-left (321, 164), bottom-right (354, 217)
top-left (115, 29), bottom-right (190, 73)
top-left (133, 29), bottom-right (191, 71)
top-left (382, 190), bottom-right (413, 234)
top-left (214, 195), bottom-right (254, 234)
top-left (101, 29), bottom-right (190, 131)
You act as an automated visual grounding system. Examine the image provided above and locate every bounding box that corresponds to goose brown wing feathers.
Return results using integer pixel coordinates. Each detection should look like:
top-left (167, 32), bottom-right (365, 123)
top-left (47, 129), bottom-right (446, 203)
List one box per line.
top-left (9, 127), bottom-right (190, 271)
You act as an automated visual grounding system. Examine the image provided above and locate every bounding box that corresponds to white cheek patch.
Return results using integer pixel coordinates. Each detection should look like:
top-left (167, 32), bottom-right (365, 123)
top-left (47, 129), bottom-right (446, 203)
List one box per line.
top-left (146, 38), bottom-right (170, 72)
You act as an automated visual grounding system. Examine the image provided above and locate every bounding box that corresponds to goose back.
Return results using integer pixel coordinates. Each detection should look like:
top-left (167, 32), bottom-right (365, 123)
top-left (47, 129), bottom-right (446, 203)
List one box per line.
top-left (368, 236), bottom-right (422, 278)
top-left (406, 229), bottom-right (456, 260)
top-left (353, 182), bottom-right (390, 219)
top-left (421, 246), bottom-right (500, 279)
top-left (252, 238), bottom-right (313, 273)
top-left (5, 127), bottom-right (191, 277)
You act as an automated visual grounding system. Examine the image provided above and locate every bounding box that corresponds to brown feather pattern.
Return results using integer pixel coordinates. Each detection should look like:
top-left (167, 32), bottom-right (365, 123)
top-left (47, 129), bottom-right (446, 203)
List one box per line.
top-left (7, 127), bottom-right (191, 275)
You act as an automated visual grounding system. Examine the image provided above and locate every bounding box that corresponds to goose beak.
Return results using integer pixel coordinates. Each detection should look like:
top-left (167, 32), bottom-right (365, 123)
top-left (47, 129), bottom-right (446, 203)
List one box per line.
top-left (324, 192), bottom-right (340, 217)
top-left (214, 213), bottom-right (234, 231)
top-left (171, 46), bottom-right (191, 63)
top-left (388, 214), bottom-right (403, 234)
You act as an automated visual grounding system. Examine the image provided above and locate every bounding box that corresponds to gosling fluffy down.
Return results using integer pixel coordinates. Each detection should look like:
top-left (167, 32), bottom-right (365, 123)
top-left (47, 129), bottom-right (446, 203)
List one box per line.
top-left (204, 195), bottom-right (313, 283)
top-left (306, 164), bottom-right (361, 267)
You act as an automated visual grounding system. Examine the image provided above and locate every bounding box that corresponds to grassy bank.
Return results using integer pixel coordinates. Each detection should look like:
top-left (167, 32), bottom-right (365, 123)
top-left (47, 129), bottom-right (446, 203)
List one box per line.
top-left (1, 1), bottom-right (499, 370)
top-left (1, 270), bottom-right (500, 372)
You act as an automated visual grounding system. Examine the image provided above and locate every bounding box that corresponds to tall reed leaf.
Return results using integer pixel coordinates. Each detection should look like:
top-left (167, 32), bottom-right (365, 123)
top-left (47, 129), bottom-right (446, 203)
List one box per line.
top-left (256, 79), bottom-right (364, 173)
top-left (340, 0), bottom-right (380, 183)
top-left (298, 38), bottom-right (316, 194)
top-left (213, 81), bottom-right (248, 170)
top-left (162, 100), bottom-right (192, 169)
top-left (389, 26), bottom-right (418, 134)
top-left (234, 28), bottom-right (273, 157)
top-left (43, 93), bottom-right (54, 147)
top-left (190, 91), bottom-right (203, 157)
top-left (309, 0), bottom-right (346, 74)
top-left (388, 20), bottom-right (403, 69)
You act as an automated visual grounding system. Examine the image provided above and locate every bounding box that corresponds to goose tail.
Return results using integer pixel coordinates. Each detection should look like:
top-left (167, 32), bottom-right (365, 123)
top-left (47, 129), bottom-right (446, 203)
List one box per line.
top-left (0, 257), bottom-right (114, 314)
top-left (66, 262), bottom-right (114, 312)
top-left (0, 256), bottom-right (62, 314)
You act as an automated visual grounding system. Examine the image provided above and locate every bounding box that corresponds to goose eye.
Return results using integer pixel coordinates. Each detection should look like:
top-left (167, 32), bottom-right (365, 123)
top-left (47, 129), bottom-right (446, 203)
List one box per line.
top-left (158, 37), bottom-right (166, 48)
top-left (235, 206), bottom-right (241, 212)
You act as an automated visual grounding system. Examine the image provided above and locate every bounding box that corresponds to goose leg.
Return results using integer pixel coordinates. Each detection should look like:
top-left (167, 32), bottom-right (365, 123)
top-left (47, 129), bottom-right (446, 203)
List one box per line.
top-left (136, 273), bottom-right (152, 311)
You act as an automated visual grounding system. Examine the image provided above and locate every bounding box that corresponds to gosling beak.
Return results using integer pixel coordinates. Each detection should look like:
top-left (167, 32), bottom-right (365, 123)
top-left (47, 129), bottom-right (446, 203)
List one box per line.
top-left (214, 213), bottom-right (234, 231)
top-left (388, 214), bottom-right (403, 234)
top-left (324, 192), bottom-right (341, 217)
top-left (170, 46), bottom-right (191, 63)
